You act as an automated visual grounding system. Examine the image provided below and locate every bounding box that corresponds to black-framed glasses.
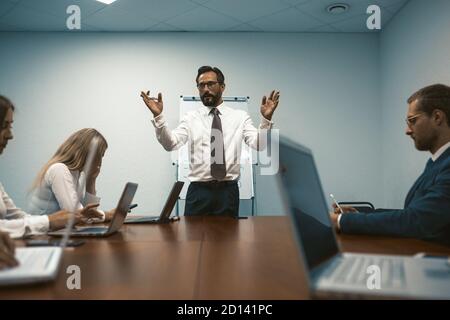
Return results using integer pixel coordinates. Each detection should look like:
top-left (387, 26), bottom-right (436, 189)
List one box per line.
top-left (196, 81), bottom-right (220, 90)
top-left (405, 113), bottom-right (424, 127)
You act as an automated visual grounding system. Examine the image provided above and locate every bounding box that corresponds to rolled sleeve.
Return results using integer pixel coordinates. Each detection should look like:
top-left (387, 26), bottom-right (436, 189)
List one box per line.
top-left (28, 215), bottom-right (50, 235)
top-left (85, 192), bottom-right (101, 205)
top-left (0, 215), bottom-right (49, 239)
top-left (260, 116), bottom-right (274, 129)
top-left (151, 113), bottom-right (166, 128)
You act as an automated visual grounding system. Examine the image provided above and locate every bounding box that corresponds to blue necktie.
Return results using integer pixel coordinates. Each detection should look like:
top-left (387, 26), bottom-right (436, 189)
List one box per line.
top-left (425, 158), bottom-right (434, 172)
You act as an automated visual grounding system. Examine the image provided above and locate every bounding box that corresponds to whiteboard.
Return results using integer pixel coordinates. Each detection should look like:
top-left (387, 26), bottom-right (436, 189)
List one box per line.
top-left (177, 96), bottom-right (254, 200)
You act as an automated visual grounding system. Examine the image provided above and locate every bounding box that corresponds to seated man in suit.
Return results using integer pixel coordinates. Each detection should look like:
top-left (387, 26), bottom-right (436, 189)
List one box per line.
top-left (330, 84), bottom-right (450, 246)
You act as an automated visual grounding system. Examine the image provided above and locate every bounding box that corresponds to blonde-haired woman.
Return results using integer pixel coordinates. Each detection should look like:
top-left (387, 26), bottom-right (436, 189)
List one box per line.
top-left (29, 128), bottom-right (113, 222)
top-left (0, 96), bottom-right (101, 241)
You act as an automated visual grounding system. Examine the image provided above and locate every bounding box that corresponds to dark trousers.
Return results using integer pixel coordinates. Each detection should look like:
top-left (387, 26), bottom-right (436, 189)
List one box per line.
top-left (184, 181), bottom-right (239, 217)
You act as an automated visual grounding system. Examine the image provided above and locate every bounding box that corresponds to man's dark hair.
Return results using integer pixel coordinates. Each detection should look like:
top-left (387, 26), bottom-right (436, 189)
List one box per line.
top-left (407, 84), bottom-right (450, 126)
top-left (196, 66), bottom-right (225, 84)
top-left (0, 95), bottom-right (15, 126)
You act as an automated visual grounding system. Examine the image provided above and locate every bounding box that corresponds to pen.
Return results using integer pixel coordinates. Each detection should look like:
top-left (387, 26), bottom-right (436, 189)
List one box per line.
top-left (329, 194), bottom-right (344, 214)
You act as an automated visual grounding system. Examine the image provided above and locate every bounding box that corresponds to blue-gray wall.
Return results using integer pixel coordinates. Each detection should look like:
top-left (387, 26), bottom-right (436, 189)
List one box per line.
top-left (0, 31), bottom-right (381, 215)
top-left (379, 0), bottom-right (450, 208)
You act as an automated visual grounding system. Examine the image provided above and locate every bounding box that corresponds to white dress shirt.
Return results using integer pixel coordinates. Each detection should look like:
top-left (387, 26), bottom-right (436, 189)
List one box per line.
top-left (151, 102), bottom-right (273, 182)
top-left (28, 163), bottom-right (105, 221)
top-left (431, 141), bottom-right (450, 162)
top-left (0, 182), bottom-right (49, 238)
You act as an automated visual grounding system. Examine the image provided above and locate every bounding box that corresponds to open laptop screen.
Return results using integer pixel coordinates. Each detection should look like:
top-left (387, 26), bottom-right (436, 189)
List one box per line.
top-left (279, 139), bottom-right (339, 270)
top-left (108, 182), bottom-right (138, 232)
top-left (160, 181), bottom-right (184, 219)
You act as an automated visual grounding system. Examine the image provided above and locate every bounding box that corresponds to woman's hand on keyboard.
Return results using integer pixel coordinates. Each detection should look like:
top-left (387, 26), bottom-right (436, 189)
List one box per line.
top-left (78, 203), bottom-right (102, 224)
top-left (48, 203), bottom-right (100, 230)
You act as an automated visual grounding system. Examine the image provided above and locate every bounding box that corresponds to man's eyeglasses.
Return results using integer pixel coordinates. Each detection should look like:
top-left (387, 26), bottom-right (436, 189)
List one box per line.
top-left (405, 113), bottom-right (424, 127)
top-left (197, 81), bottom-right (220, 90)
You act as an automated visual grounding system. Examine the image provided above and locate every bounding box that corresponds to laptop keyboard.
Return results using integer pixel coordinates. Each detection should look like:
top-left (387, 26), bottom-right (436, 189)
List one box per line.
top-left (326, 256), bottom-right (406, 289)
top-left (128, 216), bottom-right (158, 222)
top-left (74, 227), bottom-right (107, 233)
top-left (16, 248), bottom-right (56, 271)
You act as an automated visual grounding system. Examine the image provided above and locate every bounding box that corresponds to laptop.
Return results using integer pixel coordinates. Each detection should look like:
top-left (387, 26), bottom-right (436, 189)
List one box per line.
top-left (277, 137), bottom-right (450, 299)
top-left (0, 246), bottom-right (63, 286)
top-left (48, 182), bottom-right (138, 237)
top-left (125, 181), bottom-right (184, 224)
top-left (0, 191), bottom-right (82, 286)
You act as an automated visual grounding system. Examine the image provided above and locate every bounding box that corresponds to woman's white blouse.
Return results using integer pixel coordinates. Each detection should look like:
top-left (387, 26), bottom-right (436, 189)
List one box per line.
top-left (28, 163), bottom-right (104, 221)
top-left (0, 182), bottom-right (49, 238)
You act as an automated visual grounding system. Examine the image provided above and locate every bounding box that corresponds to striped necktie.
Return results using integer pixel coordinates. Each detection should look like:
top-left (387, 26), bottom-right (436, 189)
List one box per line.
top-left (210, 107), bottom-right (226, 180)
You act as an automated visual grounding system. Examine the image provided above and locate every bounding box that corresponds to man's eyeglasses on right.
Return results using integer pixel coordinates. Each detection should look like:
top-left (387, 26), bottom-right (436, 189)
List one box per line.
top-left (405, 113), bottom-right (424, 127)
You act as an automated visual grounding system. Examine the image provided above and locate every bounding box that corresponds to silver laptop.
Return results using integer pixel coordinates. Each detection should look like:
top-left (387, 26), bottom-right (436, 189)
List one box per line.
top-left (0, 184), bottom-right (84, 285)
top-left (277, 137), bottom-right (450, 299)
top-left (0, 195), bottom-right (78, 286)
top-left (48, 182), bottom-right (138, 237)
top-left (125, 181), bottom-right (184, 224)
top-left (0, 246), bottom-right (63, 286)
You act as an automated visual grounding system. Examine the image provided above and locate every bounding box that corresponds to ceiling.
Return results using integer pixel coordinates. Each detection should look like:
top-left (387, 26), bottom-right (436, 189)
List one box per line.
top-left (0, 0), bottom-right (409, 32)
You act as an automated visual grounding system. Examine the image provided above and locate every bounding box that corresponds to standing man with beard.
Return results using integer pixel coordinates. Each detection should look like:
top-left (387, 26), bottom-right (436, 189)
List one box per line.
top-left (330, 84), bottom-right (450, 246)
top-left (140, 66), bottom-right (280, 216)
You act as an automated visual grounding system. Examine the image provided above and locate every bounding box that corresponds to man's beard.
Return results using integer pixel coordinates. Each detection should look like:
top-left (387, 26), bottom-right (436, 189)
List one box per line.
top-left (414, 138), bottom-right (429, 151)
top-left (201, 93), bottom-right (220, 107)
top-left (413, 131), bottom-right (438, 152)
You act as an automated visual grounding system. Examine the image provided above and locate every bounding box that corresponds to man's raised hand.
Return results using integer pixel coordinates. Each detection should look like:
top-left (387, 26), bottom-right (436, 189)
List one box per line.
top-left (260, 90), bottom-right (280, 121)
top-left (140, 90), bottom-right (163, 117)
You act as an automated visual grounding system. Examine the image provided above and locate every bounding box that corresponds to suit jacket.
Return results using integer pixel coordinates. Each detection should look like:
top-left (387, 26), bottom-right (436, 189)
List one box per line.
top-left (341, 147), bottom-right (450, 246)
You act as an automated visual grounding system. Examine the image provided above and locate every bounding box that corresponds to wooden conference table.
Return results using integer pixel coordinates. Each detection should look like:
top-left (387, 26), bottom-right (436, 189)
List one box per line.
top-left (1, 216), bottom-right (449, 299)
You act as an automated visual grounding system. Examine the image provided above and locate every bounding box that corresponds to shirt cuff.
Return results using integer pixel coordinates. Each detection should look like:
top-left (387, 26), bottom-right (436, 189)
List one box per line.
top-left (30, 215), bottom-right (50, 234)
top-left (151, 113), bottom-right (166, 128)
top-left (260, 116), bottom-right (274, 129)
top-left (85, 192), bottom-right (101, 204)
